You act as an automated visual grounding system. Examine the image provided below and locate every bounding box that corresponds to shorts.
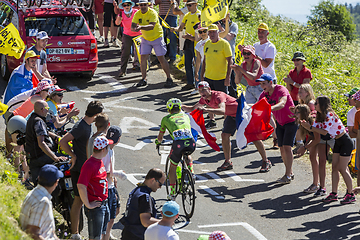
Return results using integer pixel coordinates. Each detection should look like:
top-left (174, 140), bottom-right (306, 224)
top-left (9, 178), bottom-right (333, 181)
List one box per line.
top-left (84, 203), bottom-right (110, 239)
top-left (275, 121), bottom-right (297, 147)
top-left (169, 139), bottom-right (196, 164)
top-left (140, 37), bottom-right (167, 56)
top-left (70, 170), bottom-right (81, 196)
top-left (319, 138), bottom-right (335, 149)
top-left (245, 85), bottom-right (263, 104)
top-left (333, 133), bottom-right (354, 156)
top-left (104, 1), bottom-right (119, 27)
top-left (107, 187), bottom-right (118, 219)
top-left (95, 0), bottom-right (104, 14)
top-left (204, 77), bottom-right (228, 94)
top-left (222, 116), bottom-right (237, 136)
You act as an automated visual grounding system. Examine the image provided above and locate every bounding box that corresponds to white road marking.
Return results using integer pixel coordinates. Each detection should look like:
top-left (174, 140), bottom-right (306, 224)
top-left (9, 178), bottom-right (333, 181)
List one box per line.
top-left (198, 222), bottom-right (267, 240)
top-left (196, 139), bottom-right (207, 147)
top-left (193, 160), bottom-right (205, 165)
top-left (115, 140), bottom-right (151, 151)
top-left (194, 174), bottom-right (208, 183)
top-left (126, 173), bottom-right (146, 185)
top-left (222, 171), bottom-right (265, 182)
top-left (198, 185), bottom-right (224, 200)
top-left (176, 229), bottom-right (212, 234)
top-left (206, 172), bottom-right (225, 182)
top-left (160, 146), bottom-right (171, 165)
top-left (120, 117), bottom-right (158, 133)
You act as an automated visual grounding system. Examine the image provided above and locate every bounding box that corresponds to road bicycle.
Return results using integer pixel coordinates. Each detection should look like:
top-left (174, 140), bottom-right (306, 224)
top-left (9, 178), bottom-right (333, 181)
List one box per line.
top-left (157, 141), bottom-right (196, 219)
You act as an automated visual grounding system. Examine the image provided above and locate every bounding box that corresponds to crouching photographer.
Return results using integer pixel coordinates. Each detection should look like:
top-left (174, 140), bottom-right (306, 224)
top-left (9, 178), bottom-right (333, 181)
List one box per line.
top-left (25, 100), bottom-right (67, 185)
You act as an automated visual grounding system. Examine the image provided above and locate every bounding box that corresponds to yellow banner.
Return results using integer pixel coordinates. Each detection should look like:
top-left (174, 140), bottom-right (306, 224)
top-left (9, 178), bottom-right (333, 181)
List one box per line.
top-left (234, 36), bottom-right (245, 65)
top-left (201, 0), bottom-right (228, 27)
top-left (176, 54), bottom-right (185, 70)
top-left (0, 23), bottom-right (25, 59)
top-left (159, 15), bottom-right (178, 38)
top-left (132, 35), bottom-right (149, 71)
top-left (0, 102), bottom-right (8, 116)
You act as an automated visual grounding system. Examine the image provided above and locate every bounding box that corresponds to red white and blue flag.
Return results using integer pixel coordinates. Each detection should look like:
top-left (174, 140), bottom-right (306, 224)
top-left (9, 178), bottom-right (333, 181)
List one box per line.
top-left (187, 109), bottom-right (220, 152)
top-left (236, 94), bottom-right (273, 149)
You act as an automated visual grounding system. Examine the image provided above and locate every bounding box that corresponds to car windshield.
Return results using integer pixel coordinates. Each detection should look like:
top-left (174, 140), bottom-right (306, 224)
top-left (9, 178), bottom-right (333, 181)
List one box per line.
top-left (25, 16), bottom-right (89, 36)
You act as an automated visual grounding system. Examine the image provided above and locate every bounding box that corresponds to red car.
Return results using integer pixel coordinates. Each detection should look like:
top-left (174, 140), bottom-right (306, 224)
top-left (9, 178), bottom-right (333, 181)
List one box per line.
top-left (0, 0), bottom-right (98, 81)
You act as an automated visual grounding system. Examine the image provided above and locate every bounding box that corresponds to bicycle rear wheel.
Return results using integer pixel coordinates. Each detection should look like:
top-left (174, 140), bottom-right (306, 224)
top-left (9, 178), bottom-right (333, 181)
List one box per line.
top-left (181, 168), bottom-right (195, 219)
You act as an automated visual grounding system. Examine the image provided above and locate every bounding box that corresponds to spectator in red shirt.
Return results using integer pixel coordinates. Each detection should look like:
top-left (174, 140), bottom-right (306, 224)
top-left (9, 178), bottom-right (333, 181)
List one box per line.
top-left (77, 135), bottom-right (114, 240)
top-left (283, 52), bottom-right (312, 105)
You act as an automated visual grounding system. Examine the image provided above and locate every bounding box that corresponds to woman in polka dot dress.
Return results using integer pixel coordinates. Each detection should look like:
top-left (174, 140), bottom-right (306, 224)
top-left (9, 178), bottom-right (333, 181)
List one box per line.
top-left (300, 96), bottom-right (355, 204)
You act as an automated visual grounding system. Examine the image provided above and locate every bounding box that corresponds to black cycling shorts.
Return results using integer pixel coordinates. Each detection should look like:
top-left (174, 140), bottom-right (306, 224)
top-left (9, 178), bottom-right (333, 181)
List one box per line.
top-left (333, 133), bottom-right (354, 156)
top-left (169, 139), bottom-right (196, 164)
top-left (104, 1), bottom-right (119, 27)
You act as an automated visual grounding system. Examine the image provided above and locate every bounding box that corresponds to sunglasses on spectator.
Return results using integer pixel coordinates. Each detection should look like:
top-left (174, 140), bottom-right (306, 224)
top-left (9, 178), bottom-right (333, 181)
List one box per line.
top-left (42, 89), bottom-right (49, 92)
top-left (123, 3), bottom-right (131, 6)
top-left (156, 179), bottom-right (163, 188)
top-left (242, 51), bottom-right (252, 56)
top-left (139, 3), bottom-right (148, 6)
top-left (42, 106), bottom-right (50, 110)
top-left (186, 3), bottom-right (195, 6)
top-left (198, 30), bottom-right (207, 34)
top-left (293, 59), bottom-right (301, 62)
top-left (56, 93), bottom-right (63, 97)
top-left (314, 102), bottom-right (318, 105)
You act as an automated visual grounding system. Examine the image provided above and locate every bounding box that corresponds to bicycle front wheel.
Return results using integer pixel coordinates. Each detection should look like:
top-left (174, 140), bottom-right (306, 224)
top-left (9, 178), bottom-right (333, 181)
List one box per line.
top-left (181, 168), bottom-right (195, 219)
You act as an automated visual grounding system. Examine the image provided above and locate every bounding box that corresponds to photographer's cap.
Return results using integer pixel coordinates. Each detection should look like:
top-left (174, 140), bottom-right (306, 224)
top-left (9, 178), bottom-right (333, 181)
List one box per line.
top-left (162, 201), bottom-right (179, 217)
top-left (106, 126), bottom-right (122, 143)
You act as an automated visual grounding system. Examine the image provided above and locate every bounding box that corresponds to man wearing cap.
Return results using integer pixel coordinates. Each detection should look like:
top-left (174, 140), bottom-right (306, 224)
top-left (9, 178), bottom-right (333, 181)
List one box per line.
top-left (19, 164), bottom-right (63, 240)
top-left (144, 201), bottom-right (179, 240)
top-left (25, 100), bottom-right (67, 185)
top-left (59, 101), bottom-right (104, 239)
top-left (345, 88), bottom-right (360, 139)
top-left (283, 51), bottom-right (312, 105)
top-left (257, 73), bottom-right (297, 184)
top-left (131, 0), bottom-right (174, 88)
top-left (121, 168), bottom-right (165, 240)
top-left (27, 31), bottom-right (56, 83)
top-left (170, 0), bottom-right (201, 90)
top-left (351, 90), bottom-right (360, 187)
top-left (3, 50), bottom-right (40, 105)
top-left (77, 135), bottom-right (112, 240)
top-left (46, 85), bottom-right (80, 129)
top-left (200, 24), bottom-right (232, 95)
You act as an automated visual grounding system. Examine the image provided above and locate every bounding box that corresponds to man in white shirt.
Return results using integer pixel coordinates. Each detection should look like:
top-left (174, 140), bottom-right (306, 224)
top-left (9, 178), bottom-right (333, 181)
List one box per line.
top-left (19, 164), bottom-right (63, 240)
top-left (144, 201), bottom-right (179, 240)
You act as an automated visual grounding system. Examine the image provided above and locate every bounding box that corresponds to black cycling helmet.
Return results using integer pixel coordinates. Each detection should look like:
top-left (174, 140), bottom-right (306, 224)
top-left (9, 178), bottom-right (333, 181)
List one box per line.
top-left (7, 115), bottom-right (27, 134)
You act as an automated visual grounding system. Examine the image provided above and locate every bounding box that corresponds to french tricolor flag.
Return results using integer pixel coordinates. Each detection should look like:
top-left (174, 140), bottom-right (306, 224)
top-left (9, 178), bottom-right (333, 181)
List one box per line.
top-left (236, 94), bottom-right (274, 149)
top-left (187, 110), bottom-right (220, 151)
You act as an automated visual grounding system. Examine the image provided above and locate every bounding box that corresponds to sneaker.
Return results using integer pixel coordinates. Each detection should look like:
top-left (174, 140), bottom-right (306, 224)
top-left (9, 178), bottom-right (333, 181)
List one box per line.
top-left (217, 161), bottom-right (233, 171)
top-left (276, 175), bottom-right (291, 184)
top-left (303, 184), bottom-right (319, 193)
top-left (314, 188), bottom-right (326, 197)
top-left (104, 39), bottom-right (109, 48)
top-left (117, 71), bottom-right (126, 78)
top-left (71, 233), bottom-right (83, 240)
top-left (191, 89), bottom-right (199, 95)
top-left (109, 233), bottom-right (117, 240)
top-left (167, 194), bottom-right (176, 201)
top-left (205, 120), bottom-right (217, 129)
top-left (135, 79), bottom-right (147, 87)
top-left (97, 36), bottom-right (104, 43)
top-left (340, 193), bottom-right (356, 204)
top-left (112, 39), bottom-right (120, 47)
top-left (132, 65), bottom-right (141, 72)
top-left (259, 160), bottom-right (272, 173)
top-left (164, 78), bottom-right (176, 88)
top-left (323, 192), bottom-right (338, 203)
top-left (181, 83), bottom-right (195, 91)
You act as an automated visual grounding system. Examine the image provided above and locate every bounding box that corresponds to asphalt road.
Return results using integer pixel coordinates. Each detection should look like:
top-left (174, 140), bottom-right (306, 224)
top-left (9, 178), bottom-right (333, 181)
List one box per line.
top-left (1, 45), bottom-right (360, 240)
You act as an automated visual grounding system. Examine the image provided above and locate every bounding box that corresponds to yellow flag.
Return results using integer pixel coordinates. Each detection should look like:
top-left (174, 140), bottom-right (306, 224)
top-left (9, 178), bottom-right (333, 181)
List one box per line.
top-left (201, 0), bottom-right (228, 27)
top-left (158, 16), bottom-right (178, 38)
top-left (132, 35), bottom-right (149, 71)
top-left (234, 36), bottom-right (245, 65)
top-left (0, 23), bottom-right (25, 59)
top-left (176, 54), bottom-right (185, 70)
top-left (0, 102), bottom-right (8, 116)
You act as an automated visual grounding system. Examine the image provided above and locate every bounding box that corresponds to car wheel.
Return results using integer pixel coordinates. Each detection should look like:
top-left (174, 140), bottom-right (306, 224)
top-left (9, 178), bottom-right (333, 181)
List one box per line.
top-left (1, 54), bottom-right (11, 82)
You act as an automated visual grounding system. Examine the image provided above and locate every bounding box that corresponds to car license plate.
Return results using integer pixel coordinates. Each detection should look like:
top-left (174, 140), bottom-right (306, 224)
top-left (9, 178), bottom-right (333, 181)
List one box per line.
top-left (64, 178), bottom-right (73, 190)
top-left (47, 48), bottom-right (73, 55)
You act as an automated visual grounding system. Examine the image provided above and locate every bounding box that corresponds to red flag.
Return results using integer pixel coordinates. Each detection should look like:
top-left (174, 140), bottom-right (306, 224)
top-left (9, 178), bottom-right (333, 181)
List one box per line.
top-left (190, 109), bottom-right (220, 151)
top-left (32, 73), bottom-right (39, 87)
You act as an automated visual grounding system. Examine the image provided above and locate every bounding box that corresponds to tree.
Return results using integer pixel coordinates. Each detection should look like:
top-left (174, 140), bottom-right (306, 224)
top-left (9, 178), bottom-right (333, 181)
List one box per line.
top-left (308, 0), bottom-right (356, 41)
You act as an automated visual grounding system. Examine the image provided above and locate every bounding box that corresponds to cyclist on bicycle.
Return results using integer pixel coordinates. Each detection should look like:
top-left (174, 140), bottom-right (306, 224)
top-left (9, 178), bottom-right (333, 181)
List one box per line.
top-left (155, 98), bottom-right (196, 200)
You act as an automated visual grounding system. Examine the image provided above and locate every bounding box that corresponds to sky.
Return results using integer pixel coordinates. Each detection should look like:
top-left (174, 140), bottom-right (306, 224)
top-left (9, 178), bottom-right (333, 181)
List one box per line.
top-left (260, 0), bottom-right (357, 23)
